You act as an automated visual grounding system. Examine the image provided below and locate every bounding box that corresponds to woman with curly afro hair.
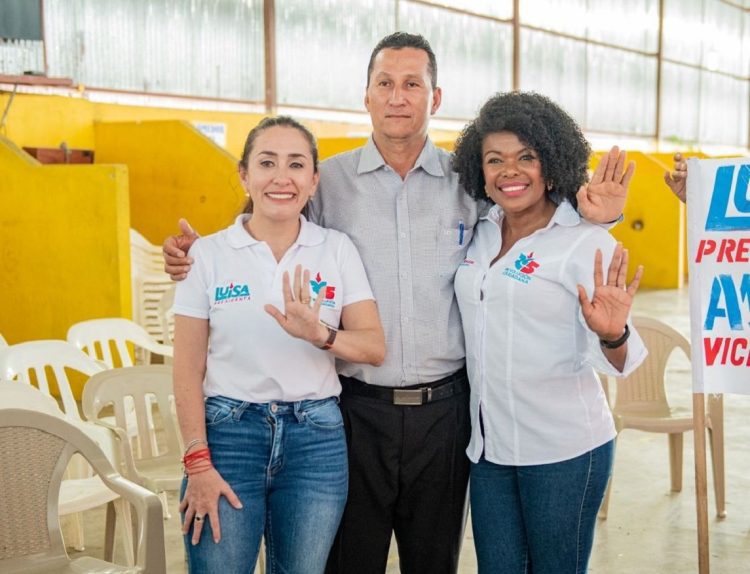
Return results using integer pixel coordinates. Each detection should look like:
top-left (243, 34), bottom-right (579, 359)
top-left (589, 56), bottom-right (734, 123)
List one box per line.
top-left (453, 92), bottom-right (648, 574)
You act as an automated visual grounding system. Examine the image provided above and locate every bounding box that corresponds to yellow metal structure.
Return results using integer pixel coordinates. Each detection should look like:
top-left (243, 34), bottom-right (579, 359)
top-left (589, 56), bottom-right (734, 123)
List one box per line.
top-left (95, 121), bottom-right (245, 244)
top-left (0, 136), bottom-right (131, 347)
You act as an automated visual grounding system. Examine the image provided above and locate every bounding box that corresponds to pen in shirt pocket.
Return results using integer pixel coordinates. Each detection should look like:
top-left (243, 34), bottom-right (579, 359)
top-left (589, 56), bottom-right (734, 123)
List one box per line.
top-left (458, 219), bottom-right (465, 246)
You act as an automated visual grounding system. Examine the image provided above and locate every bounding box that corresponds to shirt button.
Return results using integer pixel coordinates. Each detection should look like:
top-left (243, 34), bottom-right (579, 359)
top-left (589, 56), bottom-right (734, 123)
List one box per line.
top-left (400, 272), bottom-right (407, 279)
top-left (400, 232), bottom-right (407, 238)
top-left (270, 403), bottom-right (278, 413)
top-left (402, 316), bottom-right (409, 323)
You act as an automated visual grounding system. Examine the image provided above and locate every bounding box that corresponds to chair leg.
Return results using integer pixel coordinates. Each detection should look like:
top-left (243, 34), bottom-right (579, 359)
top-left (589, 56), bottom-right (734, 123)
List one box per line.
top-left (113, 498), bottom-right (135, 565)
top-left (61, 512), bottom-right (86, 551)
top-left (668, 433), bottom-right (684, 492)
top-left (158, 490), bottom-right (172, 519)
top-left (104, 501), bottom-right (116, 562)
top-left (255, 537), bottom-right (266, 574)
top-left (708, 395), bottom-right (726, 518)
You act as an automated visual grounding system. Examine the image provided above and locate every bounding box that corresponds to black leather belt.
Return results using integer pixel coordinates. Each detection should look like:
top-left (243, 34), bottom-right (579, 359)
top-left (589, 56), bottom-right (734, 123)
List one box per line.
top-left (340, 368), bottom-right (468, 406)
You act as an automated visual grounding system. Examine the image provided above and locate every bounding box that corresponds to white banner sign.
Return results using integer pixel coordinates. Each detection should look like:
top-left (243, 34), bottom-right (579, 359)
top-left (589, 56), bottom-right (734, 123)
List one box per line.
top-left (687, 157), bottom-right (750, 393)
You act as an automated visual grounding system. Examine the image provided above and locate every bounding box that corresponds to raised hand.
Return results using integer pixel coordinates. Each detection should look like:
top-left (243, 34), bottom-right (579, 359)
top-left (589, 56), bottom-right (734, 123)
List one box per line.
top-left (663, 152), bottom-right (687, 203)
top-left (577, 243), bottom-right (643, 342)
top-left (265, 265), bottom-right (328, 345)
top-left (577, 146), bottom-right (635, 224)
top-left (163, 218), bottom-right (200, 280)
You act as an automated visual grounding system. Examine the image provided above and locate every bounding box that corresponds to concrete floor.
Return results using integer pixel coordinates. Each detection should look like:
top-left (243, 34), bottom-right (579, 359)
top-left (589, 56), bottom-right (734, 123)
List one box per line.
top-left (71, 288), bottom-right (750, 573)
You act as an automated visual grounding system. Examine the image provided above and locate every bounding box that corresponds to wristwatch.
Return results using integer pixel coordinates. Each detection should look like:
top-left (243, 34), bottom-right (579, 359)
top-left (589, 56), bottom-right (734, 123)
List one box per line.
top-left (319, 322), bottom-right (338, 350)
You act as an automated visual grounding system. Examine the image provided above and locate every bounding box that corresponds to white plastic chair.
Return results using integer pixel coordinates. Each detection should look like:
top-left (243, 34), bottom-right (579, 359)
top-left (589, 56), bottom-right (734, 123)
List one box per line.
top-left (598, 317), bottom-right (725, 519)
top-left (0, 340), bottom-right (139, 549)
top-left (83, 366), bottom-right (183, 516)
top-left (130, 229), bottom-right (166, 276)
top-left (0, 340), bottom-right (105, 420)
top-left (130, 230), bottom-right (175, 344)
top-left (157, 285), bottom-right (176, 346)
top-left (0, 404), bottom-right (165, 573)
top-left (0, 382), bottom-right (137, 565)
top-left (67, 317), bottom-right (173, 368)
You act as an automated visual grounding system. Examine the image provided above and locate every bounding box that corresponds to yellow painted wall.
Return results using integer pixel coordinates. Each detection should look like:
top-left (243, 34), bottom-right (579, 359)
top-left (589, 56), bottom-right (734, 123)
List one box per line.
top-left (317, 137), bottom-right (368, 161)
top-left (0, 135), bottom-right (131, 345)
top-left (95, 121), bottom-right (245, 244)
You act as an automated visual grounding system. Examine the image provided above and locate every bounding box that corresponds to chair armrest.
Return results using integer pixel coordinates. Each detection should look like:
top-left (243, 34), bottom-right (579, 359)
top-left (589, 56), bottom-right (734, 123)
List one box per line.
top-left (140, 340), bottom-right (174, 359)
top-left (97, 470), bottom-right (166, 572)
top-left (83, 418), bottom-right (142, 484)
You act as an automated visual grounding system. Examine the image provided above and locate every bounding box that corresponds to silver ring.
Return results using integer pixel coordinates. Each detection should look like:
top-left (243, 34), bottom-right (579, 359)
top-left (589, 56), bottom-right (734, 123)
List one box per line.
top-left (194, 515), bottom-right (204, 523)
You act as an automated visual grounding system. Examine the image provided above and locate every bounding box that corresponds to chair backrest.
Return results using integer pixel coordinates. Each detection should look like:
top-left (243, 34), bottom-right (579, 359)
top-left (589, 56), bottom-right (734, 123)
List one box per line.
top-left (67, 317), bottom-right (168, 368)
top-left (0, 407), bottom-right (165, 573)
top-left (130, 229), bottom-right (175, 344)
top-left (0, 380), bottom-right (64, 416)
top-left (0, 341), bottom-right (106, 420)
top-left (612, 317), bottom-right (691, 417)
top-left (130, 228), bottom-right (165, 275)
top-left (0, 381), bottom-right (121, 466)
top-left (157, 285), bottom-right (176, 345)
top-left (82, 365), bottom-right (182, 462)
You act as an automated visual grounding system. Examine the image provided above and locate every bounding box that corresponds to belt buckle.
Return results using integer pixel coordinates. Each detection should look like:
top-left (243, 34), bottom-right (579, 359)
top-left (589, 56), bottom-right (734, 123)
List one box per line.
top-left (393, 389), bottom-right (424, 406)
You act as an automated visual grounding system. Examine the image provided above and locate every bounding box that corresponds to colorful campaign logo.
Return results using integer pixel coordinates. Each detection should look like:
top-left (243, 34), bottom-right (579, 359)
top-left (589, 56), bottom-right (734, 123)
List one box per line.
top-left (502, 252), bottom-right (541, 284)
top-left (310, 272), bottom-right (336, 307)
top-left (214, 282), bottom-right (251, 304)
top-left (515, 252), bottom-right (540, 275)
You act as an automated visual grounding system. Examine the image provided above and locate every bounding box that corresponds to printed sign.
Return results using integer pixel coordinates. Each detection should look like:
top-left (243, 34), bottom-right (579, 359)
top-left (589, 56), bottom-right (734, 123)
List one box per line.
top-left (687, 157), bottom-right (750, 393)
top-left (193, 122), bottom-right (227, 148)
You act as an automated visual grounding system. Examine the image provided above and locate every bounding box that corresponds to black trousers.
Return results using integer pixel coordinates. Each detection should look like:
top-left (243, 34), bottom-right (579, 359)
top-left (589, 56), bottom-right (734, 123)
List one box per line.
top-left (325, 372), bottom-right (472, 574)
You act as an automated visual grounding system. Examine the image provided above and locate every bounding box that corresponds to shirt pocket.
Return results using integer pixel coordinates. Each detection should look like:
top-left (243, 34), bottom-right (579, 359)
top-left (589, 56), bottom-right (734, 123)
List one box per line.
top-left (437, 222), bottom-right (473, 277)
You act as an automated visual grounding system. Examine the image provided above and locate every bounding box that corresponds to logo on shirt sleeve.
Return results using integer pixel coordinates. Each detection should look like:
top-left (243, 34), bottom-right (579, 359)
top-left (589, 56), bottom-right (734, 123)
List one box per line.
top-left (502, 252), bottom-right (541, 284)
top-left (310, 272), bottom-right (336, 308)
top-left (214, 282), bottom-right (251, 304)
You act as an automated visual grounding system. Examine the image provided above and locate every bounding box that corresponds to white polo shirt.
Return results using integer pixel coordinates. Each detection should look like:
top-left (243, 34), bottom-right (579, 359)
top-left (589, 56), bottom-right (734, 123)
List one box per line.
top-left (173, 214), bottom-right (374, 403)
top-left (455, 201), bottom-right (648, 466)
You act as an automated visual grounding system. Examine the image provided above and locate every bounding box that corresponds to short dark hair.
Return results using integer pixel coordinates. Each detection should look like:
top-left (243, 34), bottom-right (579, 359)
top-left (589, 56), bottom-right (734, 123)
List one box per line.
top-left (366, 32), bottom-right (437, 89)
top-left (239, 116), bottom-right (318, 214)
top-left (452, 92), bottom-right (591, 209)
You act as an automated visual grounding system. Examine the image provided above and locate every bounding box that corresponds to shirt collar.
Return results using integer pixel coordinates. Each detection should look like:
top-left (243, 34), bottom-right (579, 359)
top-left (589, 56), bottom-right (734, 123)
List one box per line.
top-left (484, 200), bottom-right (581, 228)
top-left (226, 213), bottom-right (325, 249)
top-left (357, 135), bottom-right (445, 177)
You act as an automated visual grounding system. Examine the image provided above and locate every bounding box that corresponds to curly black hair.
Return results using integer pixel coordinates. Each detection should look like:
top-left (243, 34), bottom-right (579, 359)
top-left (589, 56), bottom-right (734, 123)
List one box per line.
top-left (453, 92), bottom-right (591, 209)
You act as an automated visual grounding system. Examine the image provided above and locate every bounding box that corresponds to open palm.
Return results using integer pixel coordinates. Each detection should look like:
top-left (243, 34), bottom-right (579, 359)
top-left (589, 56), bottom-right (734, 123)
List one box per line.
top-left (577, 147), bottom-right (635, 224)
top-left (577, 244), bottom-right (643, 341)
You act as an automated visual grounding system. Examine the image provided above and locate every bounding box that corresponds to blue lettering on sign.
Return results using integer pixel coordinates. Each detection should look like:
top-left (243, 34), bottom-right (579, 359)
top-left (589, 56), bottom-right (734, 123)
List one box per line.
top-left (704, 274), bottom-right (750, 331)
top-left (705, 164), bottom-right (750, 231)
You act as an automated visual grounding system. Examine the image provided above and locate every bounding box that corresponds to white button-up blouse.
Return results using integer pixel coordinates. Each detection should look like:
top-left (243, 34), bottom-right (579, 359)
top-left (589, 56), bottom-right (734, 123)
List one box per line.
top-left (454, 201), bottom-right (647, 466)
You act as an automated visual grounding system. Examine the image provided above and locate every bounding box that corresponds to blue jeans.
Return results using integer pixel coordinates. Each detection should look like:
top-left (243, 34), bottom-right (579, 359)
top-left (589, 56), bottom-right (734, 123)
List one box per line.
top-left (182, 396), bottom-right (348, 574)
top-left (470, 440), bottom-right (614, 574)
